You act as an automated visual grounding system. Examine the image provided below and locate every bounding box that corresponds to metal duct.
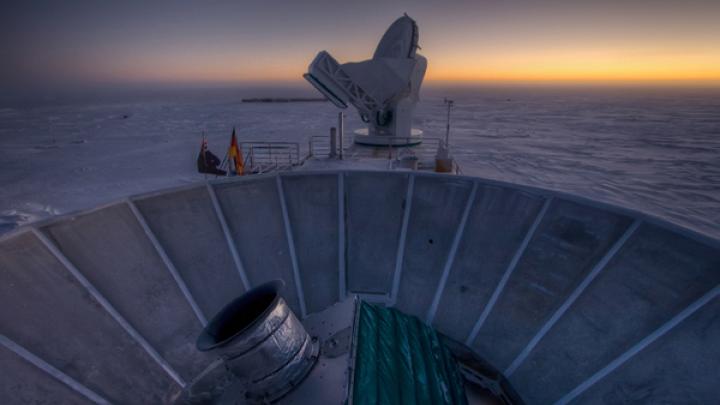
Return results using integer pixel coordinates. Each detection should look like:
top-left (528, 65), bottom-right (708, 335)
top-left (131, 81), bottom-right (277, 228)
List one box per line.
top-left (194, 280), bottom-right (319, 403)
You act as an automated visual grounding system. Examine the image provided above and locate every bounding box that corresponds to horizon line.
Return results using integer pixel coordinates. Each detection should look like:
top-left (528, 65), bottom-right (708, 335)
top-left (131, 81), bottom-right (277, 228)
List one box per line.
top-left (6, 77), bottom-right (720, 90)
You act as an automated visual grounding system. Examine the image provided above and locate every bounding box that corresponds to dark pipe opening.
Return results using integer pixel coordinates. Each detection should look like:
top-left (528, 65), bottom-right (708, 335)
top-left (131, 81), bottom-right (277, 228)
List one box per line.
top-left (197, 280), bottom-right (284, 351)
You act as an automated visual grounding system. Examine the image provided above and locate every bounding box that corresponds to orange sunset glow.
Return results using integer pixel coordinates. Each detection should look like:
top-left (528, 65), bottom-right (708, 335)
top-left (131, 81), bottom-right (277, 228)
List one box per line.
top-left (3, 1), bottom-right (720, 91)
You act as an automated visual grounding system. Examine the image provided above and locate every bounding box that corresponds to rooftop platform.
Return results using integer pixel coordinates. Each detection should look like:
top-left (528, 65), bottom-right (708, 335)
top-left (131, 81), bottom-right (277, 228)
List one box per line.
top-left (1, 170), bottom-right (718, 404)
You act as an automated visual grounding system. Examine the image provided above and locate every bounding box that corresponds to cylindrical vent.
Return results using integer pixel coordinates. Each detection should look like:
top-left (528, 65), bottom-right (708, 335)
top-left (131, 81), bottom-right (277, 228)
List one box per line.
top-left (197, 280), bottom-right (318, 403)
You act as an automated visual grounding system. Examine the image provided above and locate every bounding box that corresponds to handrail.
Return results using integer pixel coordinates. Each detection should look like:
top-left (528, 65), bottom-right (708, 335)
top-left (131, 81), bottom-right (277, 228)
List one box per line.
top-left (236, 141), bottom-right (302, 175)
top-left (309, 135), bottom-right (339, 158)
top-left (309, 135), bottom-right (443, 161)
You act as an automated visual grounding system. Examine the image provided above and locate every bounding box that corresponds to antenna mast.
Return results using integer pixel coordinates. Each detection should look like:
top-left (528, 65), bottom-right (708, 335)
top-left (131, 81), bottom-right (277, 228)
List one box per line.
top-left (443, 98), bottom-right (454, 148)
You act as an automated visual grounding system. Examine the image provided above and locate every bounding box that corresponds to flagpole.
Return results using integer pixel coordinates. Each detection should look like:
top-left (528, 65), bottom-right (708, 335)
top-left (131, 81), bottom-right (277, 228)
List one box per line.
top-left (201, 132), bottom-right (207, 180)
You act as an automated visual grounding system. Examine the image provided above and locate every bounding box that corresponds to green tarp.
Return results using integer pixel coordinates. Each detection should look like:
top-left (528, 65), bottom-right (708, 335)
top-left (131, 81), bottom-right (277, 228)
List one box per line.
top-left (351, 302), bottom-right (467, 405)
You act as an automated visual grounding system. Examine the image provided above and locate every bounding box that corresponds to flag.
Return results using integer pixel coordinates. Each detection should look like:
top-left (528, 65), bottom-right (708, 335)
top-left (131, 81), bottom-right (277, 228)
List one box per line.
top-left (228, 128), bottom-right (244, 175)
top-left (197, 135), bottom-right (226, 176)
top-left (197, 136), bottom-right (209, 173)
top-left (201, 136), bottom-right (208, 154)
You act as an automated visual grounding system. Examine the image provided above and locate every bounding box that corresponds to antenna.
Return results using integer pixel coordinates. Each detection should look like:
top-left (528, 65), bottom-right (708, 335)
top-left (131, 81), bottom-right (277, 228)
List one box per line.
top-left (304, 15), bottom-right (427, 146)
top-left (443, 98), bottom-right (454, 149)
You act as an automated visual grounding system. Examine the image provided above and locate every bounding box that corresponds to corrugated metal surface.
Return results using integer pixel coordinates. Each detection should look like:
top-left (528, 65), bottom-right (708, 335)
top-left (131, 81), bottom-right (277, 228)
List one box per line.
top-left (352, 302), bottom-right (467, 404)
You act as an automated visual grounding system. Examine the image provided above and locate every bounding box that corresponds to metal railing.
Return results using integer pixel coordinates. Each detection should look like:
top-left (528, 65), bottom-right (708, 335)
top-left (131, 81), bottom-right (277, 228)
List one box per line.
top-left (409, 137), bottom-right (442, 162)
top-left (382, 137), bottom-right (443, 169)
top-left (308, 135), bottom-right (443, 163)
top-left (308, 135), bottom-right (334, 158)
top-left (238, 141), bottom-right (302, 173)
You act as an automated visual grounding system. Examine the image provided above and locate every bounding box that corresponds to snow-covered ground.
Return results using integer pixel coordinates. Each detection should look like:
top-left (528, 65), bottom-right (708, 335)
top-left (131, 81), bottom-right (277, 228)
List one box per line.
top-left (1, 86), bottom-right (718, 238)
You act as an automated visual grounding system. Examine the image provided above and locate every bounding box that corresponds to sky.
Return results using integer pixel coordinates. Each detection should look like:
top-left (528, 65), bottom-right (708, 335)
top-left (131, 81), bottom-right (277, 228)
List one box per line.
top-left (2, 0), bottom-right (720, 94)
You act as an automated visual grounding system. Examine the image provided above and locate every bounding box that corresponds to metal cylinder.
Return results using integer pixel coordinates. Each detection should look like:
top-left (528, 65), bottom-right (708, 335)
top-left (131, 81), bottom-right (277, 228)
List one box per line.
top-left (330, 127), bottom-right (337, 157)
top-left (196, 280), bottom-right (318, 403)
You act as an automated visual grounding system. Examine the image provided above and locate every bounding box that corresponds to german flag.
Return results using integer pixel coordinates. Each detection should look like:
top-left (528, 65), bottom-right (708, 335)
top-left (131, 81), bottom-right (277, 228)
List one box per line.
top-left (228, 128), bottom-right (244, 175)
